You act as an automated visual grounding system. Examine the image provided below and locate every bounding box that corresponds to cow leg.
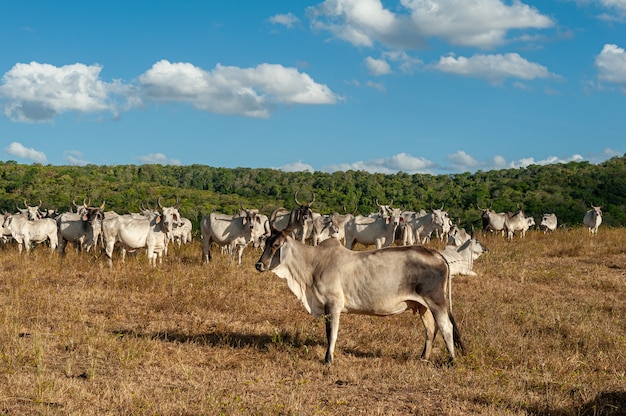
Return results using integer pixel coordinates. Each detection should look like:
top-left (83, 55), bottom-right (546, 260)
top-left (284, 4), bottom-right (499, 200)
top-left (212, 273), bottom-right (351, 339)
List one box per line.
top-left (430, 304), bottom-right (457, 361)
top-left (236, 245), bottom-right (245, 265)
top-left (417, 305), bottom-right (437, 361)
top-left (202, 238), bottom-right (211, 263)
top-left (324, 305), bottom-right (341, 364)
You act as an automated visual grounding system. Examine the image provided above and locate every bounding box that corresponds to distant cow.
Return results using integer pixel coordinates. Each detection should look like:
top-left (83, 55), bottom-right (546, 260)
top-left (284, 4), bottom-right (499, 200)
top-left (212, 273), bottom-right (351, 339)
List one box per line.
top-left (5, 213), bottom-right (58, 254)
top-left (270, 191), bottom-right (316, 242)
top-left (255, 214), bottom-right (464, 364)
top-left (504, 209), bottom-right (535, 240)
top-left (583, 205), bottom-right (602, 235)
top-left (540, 213), bottom-right (558, 234)
top-left (478, 204), bottom-right (507, 237)
top-left (440, 238), bottom-right (488, 277)
top-left (57, 200), bottom-right (106, 254)
top-left (344, 207), bottom-right (403, 250)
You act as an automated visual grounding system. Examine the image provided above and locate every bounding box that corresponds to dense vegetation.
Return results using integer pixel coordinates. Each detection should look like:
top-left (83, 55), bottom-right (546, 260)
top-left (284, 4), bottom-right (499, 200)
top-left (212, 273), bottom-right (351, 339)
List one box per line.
top-left (1, 155), bottom-right (626, 230)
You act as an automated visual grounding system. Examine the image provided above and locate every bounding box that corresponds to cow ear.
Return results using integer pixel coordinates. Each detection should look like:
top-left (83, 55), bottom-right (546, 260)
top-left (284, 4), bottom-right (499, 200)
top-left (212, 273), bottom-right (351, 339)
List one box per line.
top-left (156, 214), bottom-right (163, 224)
top-left (82, 213), bottom-right (89, 221)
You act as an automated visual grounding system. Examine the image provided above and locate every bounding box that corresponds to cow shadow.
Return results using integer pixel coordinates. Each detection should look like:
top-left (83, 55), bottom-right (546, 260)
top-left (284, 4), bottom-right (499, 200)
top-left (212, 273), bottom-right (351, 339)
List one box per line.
top-left (111, 327), bottom-right (325, 352)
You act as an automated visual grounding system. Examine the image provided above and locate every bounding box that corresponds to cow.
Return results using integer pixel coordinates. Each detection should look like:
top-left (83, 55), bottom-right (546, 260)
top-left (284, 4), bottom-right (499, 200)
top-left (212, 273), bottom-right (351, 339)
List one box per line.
top-left (478, 204), bottom-right (507, 237)
top-left (102, 203), bottom-right (178, 267)
top-left (540, 213), bottom-right (558, 234)
top-left (504, 210), bottom-right (535, 240)
top-left (440, 237), bottom-right (488, 277)
top-left (17, 200), bottom-right (43, 221)
top-left (270, 191), bottom-right (315, 242)
top-left (0, 212), bottom-right (13, 245)
top-left (201, 208), bottom-right (268, 265)
top-left (344, 207), bottom-right (403, 250)
top-left (583, 205), bottom-right (602, 235)
top-left (447, 224), bottom-right (472, 247)
top-left (403, 206), bottom-right (449, 245)
top-left (171, 217), bottom-right (193, 247)
top-left (57, 200), bottom-right (106, 254)
top-left (255, 215), bottom-right (464, 364)
top-left (4, 213), bottom-right (58, 254)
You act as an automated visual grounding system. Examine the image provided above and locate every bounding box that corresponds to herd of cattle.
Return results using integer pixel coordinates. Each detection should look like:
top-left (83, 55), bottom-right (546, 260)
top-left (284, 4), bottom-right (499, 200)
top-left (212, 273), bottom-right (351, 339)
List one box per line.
top-left (0, 194), bottom-right (606, 363)
top-left (0, 194), bottom-right (603, 274)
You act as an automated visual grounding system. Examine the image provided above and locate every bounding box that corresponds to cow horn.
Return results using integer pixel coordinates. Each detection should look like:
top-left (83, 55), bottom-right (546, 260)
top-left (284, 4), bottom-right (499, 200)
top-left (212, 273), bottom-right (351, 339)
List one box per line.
top-left (24, 199), bottom-right (28, 208)
top-left (389, 199), bottom-right (393, 207)
top-left (174, 195), bottom-right (181, 209)
top-left (73, 198), bottom-right (79, 207)
top-left (375, 199), bottom-right (381, 207)
top-left (157, 196), bottom-right (163, 209)
top-left (100, 200), bottom-right (106, 210)
top-left (440, 202), bottom-right (444, 210)
top-left (83, 198), bottom-right (89, 208)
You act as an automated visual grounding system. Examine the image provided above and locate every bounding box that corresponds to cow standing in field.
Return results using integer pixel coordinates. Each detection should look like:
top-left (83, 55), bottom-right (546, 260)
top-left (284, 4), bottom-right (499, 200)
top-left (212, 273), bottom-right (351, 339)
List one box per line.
top-left (255, 214), bottom-right (464, 364)
top-left (583, 205), bottom-right (602, 236)
top-left (478, 204), bottom-right (507, 237)
top-left (344, 207), bottom-right (403, 250)
top-left (57, 200), bottom-right (106, 254)
top-left (5, 212), bottom-right (58, 254)
top-left (270, 191), bottom-right (316, 242)
top-left (201, 208), bottom-right (268, 265)
top-left (504, 210), bottom-right (535, 240)
top-left (440, 237), bottom-right (488, 277)
top-left (540, 213), bottom-right (558, 234)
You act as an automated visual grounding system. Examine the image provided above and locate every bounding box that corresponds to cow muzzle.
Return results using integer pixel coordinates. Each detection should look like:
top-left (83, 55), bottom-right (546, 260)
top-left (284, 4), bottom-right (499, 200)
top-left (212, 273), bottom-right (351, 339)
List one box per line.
top-left (255, 262), bottom-right (267, 272)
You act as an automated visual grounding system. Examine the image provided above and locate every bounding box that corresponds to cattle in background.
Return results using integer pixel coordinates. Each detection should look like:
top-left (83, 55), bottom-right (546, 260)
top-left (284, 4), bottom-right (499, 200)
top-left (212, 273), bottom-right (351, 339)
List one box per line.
top-left (583, 205), bottom-right (602, 235)
top-left (1, 213), bottom-right (13, 244)
top-left (447, 224), bottom-right (472, 246)
top-left (344, 207), bottom-right (403, 250)
top-left (403, 205), bottom-right (449, 245)
top-left (201, 208), bottom-right (268, 265)
top-left (478, 204), bottom-right (507, 237)
top-left (4, 213), bottom-right (58, 254)
top-left (17, 200), bottom-right (43, 221)
top-left (540, 213), bottom-right (558, 234)
top-left (171, 217), bottom-right (193, 247)
top-left (440, 237), bottom-right (488, 277)
top-left (255, 214), bottom-right (464, 364)
top-left (57, 200), bottom-right (106, 254)
top-left (505, 209), bottom-right (535, 240)
top-left (270, 191), bottom-right (316, 242)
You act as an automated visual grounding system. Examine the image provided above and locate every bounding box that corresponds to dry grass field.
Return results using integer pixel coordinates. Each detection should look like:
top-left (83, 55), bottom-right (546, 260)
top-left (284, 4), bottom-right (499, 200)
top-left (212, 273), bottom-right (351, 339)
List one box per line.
top-left (0, 228), bottom-right (624, 415)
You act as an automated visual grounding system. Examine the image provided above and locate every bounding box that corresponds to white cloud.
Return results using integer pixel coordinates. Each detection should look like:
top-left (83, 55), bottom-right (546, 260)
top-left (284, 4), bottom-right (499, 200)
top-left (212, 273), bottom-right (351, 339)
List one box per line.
top-left (137, 153), bottom-right (181, 165)
top-left (64, 150), bottom-right (89, 166)
top-left (5, 141), bottom-right (47, 163)
top-left (308, 0), bottom-right (552, 50)
top-left (269, 13), bottom-right (300, 28)
top-left (404, 0), bottom-right (553, 49)
top-left (280, 161), bottom-right (314, 172)
top-left (138, 60), bottom-right (339, 118)
top-left (365, 80), bottom-right (386, 92)
top-left (322, 152), bottom-right (436, 174)
top-left (433, 53), bottom-right (556, 84)
top-left (0, 62), bottom-right (120, 122)
top-left (365, 56), bottom-right (392, 75)
top-left (595, 44), bottom-right (626, 91)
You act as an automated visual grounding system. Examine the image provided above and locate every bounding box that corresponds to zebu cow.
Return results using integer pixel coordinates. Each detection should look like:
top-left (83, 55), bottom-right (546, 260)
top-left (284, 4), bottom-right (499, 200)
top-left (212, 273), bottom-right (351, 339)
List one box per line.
top-left (403, 206), bottom-right (448, 245)
top-left (201, 208), bottom-right (268, 265)
top-left (540, 213), bottom-right (558, 234)
top-left (171, 217), bottom-right (193, 247)
top-left (447, 224), bottom-right (472, 246)
top-left (4, 213), bottom-right (58, 254)
top-left (583, 205), bottom-right (602, 235)
top-left (440, 238), bottom-right (488, 277)
top-left (17, 200), bottom-right (43, 221)
top-left (344, 207), bottom-right (403, 250)
top-left (102, 206), bottom-right (177, 267)
top-left (57, 200), bottom-right (106, 254)
top-left (504, 210), bottom-right (535, 240)
top-left (478, 204), bottom-right (507, 237)
top-left (0, 212), bottom-right (13, 244)
top-left (255, 215), bottom-right (464, 364)
top-left (270, 191), bottom-right (315, 242)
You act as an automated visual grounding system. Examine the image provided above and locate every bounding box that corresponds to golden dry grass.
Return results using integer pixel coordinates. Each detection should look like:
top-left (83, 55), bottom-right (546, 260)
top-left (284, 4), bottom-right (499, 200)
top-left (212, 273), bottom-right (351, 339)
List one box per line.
top-left (0, 228), bottom-right (625, 415)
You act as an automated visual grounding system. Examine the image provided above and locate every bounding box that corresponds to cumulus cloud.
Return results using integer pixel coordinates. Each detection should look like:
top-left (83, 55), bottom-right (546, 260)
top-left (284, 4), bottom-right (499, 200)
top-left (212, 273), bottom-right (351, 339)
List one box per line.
top-left (279, 161), bottom-right (314, 172)
top-left (5, 141), bottom-right (47, 163)
top-left (64, 150), bottom-right (89, 166)
top-left (269, 13), bottom-right (300, 28)
top-left (322, 152), bottom-right (437, 174)
top-left (308, 0), bottom-right (552, 50)
top-left (138, 60), bottom-right (339, 118)
top-left (433, 52), bottom-right (556, 84)
top-left (365, 56), bottom-right (392, 75)
top-left (0, 62), bottom-right (122, 122)
top-left (137, 153), bottom-right (181, 165)
top-left (595, 44), bottom-right (626, 91)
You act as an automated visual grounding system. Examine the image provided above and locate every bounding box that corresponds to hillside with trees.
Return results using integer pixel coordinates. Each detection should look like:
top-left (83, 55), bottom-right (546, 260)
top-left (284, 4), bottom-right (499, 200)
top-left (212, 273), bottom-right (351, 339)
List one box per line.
top-left (1, 155), bottom-right (625, 231)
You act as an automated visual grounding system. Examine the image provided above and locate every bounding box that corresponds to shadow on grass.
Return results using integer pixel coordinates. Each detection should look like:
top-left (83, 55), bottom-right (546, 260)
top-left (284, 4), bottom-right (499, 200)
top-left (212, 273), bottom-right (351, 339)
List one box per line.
top-left (111, 327), bottom-right (325, 351)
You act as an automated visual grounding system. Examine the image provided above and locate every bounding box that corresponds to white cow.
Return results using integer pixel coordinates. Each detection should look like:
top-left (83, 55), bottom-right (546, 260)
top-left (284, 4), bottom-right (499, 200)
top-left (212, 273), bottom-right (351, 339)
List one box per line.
top-left (4, 213), bottom-right (58, 254)
top-left (57, 201), bottom-right (106, 254)
top-left (201, 209), bottom-right (268, 265)
top-left (171, 217), bottom-right (193, 247)
top-left (540, 213), bottom-right (558, 234)
top-left (504, 210), bottom-right (535, 240)
top-left (583, 205), bottom-right (602, 235)
top-left (440, 238), bottom-right (489, 277)
top-left (344, 207), bottom-right (403, 250)
top-left (255, 215), bottom-right (464, 364)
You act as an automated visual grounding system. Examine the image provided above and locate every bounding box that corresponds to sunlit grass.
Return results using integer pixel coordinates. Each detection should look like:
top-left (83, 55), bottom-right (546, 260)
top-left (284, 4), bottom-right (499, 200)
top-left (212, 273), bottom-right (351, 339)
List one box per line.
top-left (0, 229), bottom-right (624, 414)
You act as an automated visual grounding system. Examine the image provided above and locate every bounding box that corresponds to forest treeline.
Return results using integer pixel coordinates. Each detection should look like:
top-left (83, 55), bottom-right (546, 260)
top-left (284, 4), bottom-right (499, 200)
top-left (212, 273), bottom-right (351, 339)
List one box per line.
top-left (1, 155), bottom-right (625, 232)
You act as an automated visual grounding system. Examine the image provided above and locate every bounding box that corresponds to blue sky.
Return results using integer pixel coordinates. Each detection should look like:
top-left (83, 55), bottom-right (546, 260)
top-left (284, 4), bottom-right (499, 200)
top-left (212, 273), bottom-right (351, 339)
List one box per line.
top-left (1, 0), bottom-right (625, 175)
